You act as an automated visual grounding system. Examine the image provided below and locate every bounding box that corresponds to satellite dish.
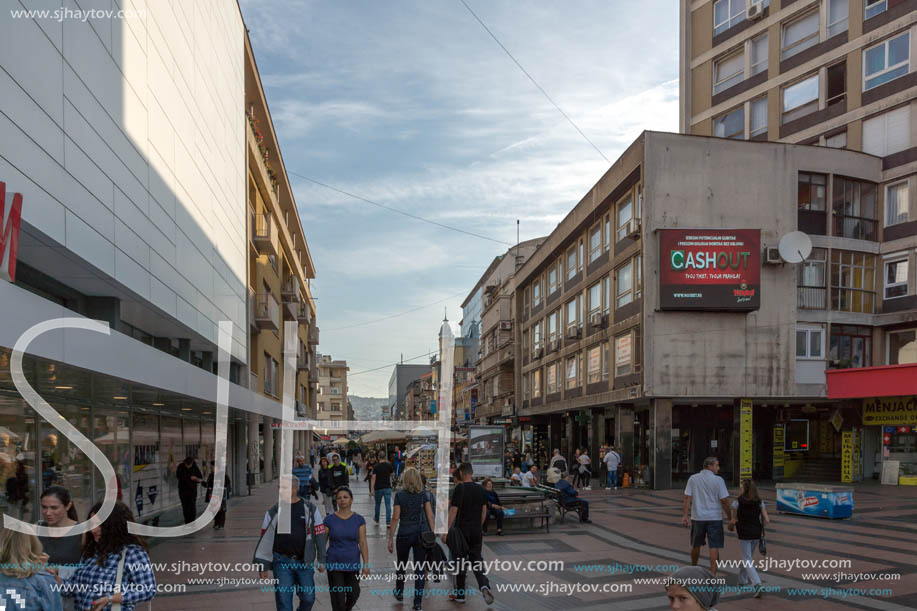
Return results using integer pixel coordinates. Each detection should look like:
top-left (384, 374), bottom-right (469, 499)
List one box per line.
top-left (778, 231), bottom-right (813, 264)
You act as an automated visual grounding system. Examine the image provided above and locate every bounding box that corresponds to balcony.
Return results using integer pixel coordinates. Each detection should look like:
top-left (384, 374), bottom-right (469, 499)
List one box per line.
top-left (248, 289), bottom-right (258, 332)
top-left (295, 400), bottom-right (307, 418)
top-left (297, 350), bottom-right (309, 371)
top-left (309, 362), bottom-right (319, 383)
top-left (296, 302), bottom-right (310, 323)
top-left (797, 286), bottom-right (826, 309)
top-left (282, 276), bottom-right (300, 298)
top-left (252, 213), bottom-right (279, 257)
top-left (309, 325), bottom-right (319, 346)
top-left (834, 215), bottom-right (877, 241)
top-left (253, 293), bottom-right (280, 331)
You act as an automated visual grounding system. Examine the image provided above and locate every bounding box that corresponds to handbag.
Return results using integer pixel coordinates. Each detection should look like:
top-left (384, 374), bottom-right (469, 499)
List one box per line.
top-left (419, 491), bottom-right (436, 549)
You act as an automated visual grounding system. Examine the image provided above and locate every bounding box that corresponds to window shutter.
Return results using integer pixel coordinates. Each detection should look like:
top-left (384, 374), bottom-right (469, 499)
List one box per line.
top-left (886, 106), bottom-right (910, 155)
top-left (862, 114), bottom-right (885, 156)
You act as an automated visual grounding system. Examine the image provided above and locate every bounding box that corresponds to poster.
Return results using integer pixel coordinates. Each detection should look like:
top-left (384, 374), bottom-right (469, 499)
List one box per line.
top-left (841, 431), bottom-right (853, 483)
top-left (772, 425), bottom-right (785, 479)
top-left (132, 413), bottom-right (162, 518)
top-left (740, 399), bottom-right (752, 480)
top-left (469, 425), bottom-right (504, 479)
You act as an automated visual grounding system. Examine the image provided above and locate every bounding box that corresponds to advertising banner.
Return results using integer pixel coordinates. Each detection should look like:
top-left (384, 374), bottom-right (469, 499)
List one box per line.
top-left (772, 425), bottom-right (785, 479)
top-left (658, 229), bottom-right (761, 310)
top-left (863, 397), bottom-right (917, 425)
top-left (841, 431), bottom-right (853, 483)
top-left (740, 399), bottom-right (752, 480)
top-left (469, 425), bottom-right (504, 478)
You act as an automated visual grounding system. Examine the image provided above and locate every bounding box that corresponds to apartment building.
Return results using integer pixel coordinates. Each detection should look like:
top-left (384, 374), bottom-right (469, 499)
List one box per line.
top-left (388, 363), bottom-right (430, 420)
top-left (315, 354), bottom-right (349, 421)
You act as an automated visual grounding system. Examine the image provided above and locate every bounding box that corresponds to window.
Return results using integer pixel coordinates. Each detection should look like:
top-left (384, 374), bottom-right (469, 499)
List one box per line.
top-left (714, 51), bottom-right (745, 94)
top-left (566, 297), bottom-right (580, 328)
top-left (833, 177), bottom-right (878, 240)
top-left (796, 327), bottom-right (824, 359)
top-left (523, 287), bottom-right (530, 319)
top-left (865, 0), bottom-right (887, 20)
top-left (827, 62), bottom-right (846, 107)
top-left (863, 106), bottom-right (911, 157)
top-left (548, 264), bottom-right (558, 295)
top-left (782, 75), bottom-right (819, 123)
top-left (264, 353), bottom-right (279, 398)
top-left (587, 345), bottom-right (602, 384)
top-left (522, 330), bottom-right (529, 360)
top-left (751, 34), bottom-right (768, 76)
top-left (864, 32), bottom-right (910, 91)
top-left (888, 329), bottom-right (917, 365)
top-left (798, 173), bottom-right (827, 211)
top-left (714, 0), bottom-right (745, 35)
top-left (566, 247), bottom-right (577, 281)
top-left (885, 258), bottom-right (909, 299)
top-left (828, 0), bottom-right (848, 38)
top-left (830, 325), bottom-right (872, 368)
top-left (886, 182), bottom-right (909, 227)
top-left (831, 251), bottom-right (876, 313)
top-left (825, 131), bottom-right (847, 149)
top-left (602, 276), bottom-right (610, 314)
top-left (578, 241), bottom-right (584, 272)
top-left (589, 224), bottom-right (602, 263)
top-left (565, 354), bottom-right (579, 389)
top-left (781, 11), bottom-right (819, 60)
top-left (533, 279), bottom-right (542, 307)
top-left (523, 373), bottom-right (530, 400)
top-left (616, 195), bottom-right (633, 241)
top-left (547, 362), bottom-right (559, 394)
top-left (635, 255), bottom-right (643, 300)
top-left (533, 320), bottom-right (542, 350)
top-left (714, 106), bottom-right (744, 139)
top-left (602, 343), bottom-right (610, 380)
top-left (588, 282), bottom-right (602, 316)
top-left (616, 259), bottom-right (634, 308)
top-left (615, 333), bottom-right (633, 377)
top-left (532, 369), bottom-right (542, 398)
top-left (548, 310), bottom-right (560, 341)
top-left (750, 97), bottom-right (767, 136)
top-left (797, 247), bottom-right (827, 308)
top-left (603, 214), bottom-right (610, 253)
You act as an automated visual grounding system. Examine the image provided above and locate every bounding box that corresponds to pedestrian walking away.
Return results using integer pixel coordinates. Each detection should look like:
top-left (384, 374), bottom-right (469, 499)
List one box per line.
top-left (578, 448), bottom-right (592, 490)
top-left (728, 479), bottom-right (770, 597)
top-left (681, 457), bottom-right (731, 576)
top-left (370, 454), bottom-right (394, 526)
top-left (549, 449), bottom-right (567, 475)
top-left (556, 472), bottom-right (592, 522)
top-left (57, 501), bottom-right (157, 611)
top-left (482, 478), bottom-right (504, 536)
top-left (176, 455), bottom-right (203, 524)
top-left (253, 475), bottom-right (327, 611)
top-left (604, 446), bottom-right (621, 490)
top-left (0, 526), bottom-right (63, 611)
top-left (389, 467), bottom-right (434, 611)
top-left (324, 487), bottom-right (369, 611)
top-left (205, 462), bottom-right (232, 530)
top-left (443, 462), bottom-right (495, 606)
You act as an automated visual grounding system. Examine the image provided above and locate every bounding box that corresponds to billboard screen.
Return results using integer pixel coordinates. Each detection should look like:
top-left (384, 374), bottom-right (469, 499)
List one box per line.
top-left (469, 425), bottom-right (504, 479)
top-left (659, 229), bottom-right (761, 311)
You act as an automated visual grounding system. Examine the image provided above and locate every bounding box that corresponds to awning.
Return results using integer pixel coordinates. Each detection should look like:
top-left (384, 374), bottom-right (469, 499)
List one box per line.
top-left (826, 363), bottom-right (917, 399)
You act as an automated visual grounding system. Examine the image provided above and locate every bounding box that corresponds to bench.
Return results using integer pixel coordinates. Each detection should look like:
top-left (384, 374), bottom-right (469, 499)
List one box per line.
top-left (536, 485), bottom-right (587, 523)
top-left (496, 489), bottom-right (552, 533)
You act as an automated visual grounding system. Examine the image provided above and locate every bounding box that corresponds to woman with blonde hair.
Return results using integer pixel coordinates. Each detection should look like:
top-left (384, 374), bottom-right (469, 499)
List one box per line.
top-left (388, 467), bottom-right (434, 610)
top-left (0, 527), bottom-right (62, 610)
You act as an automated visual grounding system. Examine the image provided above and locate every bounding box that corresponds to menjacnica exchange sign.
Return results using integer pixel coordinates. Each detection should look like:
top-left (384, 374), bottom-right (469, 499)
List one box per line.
top-left (659, 229), bottom-right (761, 311)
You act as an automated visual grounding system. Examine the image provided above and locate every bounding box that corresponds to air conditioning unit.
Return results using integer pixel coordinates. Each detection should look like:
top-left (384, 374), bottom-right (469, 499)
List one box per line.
top-left (589, 311), bottom-right (604, 327)
top-left (627, 218), bottom-right (642, 239)
top-left (747, 1), bottom-right (765, 20)
top-left (533, 346), bottom-right (544, 359)
top-left (499, 320), bottom-right (513, 331)
top-left (548, 339), bottom-right (560, 353)
top-left (566, 324), bottom-right (581, 339)
top-left (764, 246), bottom-right (782, 265)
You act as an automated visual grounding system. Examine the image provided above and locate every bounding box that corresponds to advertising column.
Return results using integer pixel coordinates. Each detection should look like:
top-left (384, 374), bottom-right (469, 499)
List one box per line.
top-left (841, 431), bottom-right (853, 483)
top-left (740, 399), bottom-right (753, 481)
top-left (773, 425), bottom-right (785, 479)
top-left (468, 425), bottom-right (504, 479)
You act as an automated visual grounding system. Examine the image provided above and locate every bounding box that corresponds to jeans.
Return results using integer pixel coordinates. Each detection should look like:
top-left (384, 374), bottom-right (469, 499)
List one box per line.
top-left (738, 539), bottom-right (762, 586)
top-left (272, 552), bottom-right (316, 611)
top-left (605, 469), bottom-right (618, 488)
top-left (328, 570), bottom-right (359, 611)
top-left (374, 488), bottom-right (392, 523)
top-left (179, 491), bottom-right (196, 524)
top-left (484, 509), bottom-right (504, 532)
top-left (395, 533), bottom-right (427, 607)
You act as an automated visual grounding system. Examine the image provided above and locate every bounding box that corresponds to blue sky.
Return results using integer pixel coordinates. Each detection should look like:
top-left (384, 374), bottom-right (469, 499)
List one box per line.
top-left (240, 0), bottom-right (679, 397)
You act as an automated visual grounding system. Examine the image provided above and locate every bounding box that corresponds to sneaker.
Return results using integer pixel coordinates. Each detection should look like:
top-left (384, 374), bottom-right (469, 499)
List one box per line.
top-left (482, 586), bottom-right (494, 605)
top-left (582, 518), bottom-right (593, 523)
top-left (413, 606), bottom-right (423, 611)
top-left (614, 486), bottom-right (617, 490)
top-left (395, 592), bottom-right (403, 602)
top-left (454, 596), bottom-right (465, 604)
top-left (753, 584), bottom-right (763, 598)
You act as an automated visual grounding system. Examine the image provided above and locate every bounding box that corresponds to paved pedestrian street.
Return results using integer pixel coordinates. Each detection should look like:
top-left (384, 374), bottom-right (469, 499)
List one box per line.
top-left (148, 476), bottom-right (917, 611)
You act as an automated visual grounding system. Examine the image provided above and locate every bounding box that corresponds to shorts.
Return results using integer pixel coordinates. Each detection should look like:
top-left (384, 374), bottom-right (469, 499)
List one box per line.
top-left (691, 519), bottom-right (724, 549)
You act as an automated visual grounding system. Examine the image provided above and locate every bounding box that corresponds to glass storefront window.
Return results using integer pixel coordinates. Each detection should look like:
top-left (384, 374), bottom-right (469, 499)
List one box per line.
top-left (0, 395), bottom-right (37, 521)
top-left (93, 408), bottom-right (130, 510)
top-left (41, 402), bottom-right (93, 520)
top-left (161, 416), bottom-right (182, 511)
top-left (131, 412), bottom-right (161, 520)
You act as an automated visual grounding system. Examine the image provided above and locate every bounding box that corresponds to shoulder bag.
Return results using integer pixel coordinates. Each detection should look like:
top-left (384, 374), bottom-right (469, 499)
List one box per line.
top-left (419, 491), bottom-right (437, 549)
top-left (111, 547), bottom-right (153, 611)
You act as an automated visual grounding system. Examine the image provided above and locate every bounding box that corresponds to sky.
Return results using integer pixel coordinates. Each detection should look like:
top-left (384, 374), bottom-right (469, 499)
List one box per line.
top-left (239, 0), bottom-right (680, 397)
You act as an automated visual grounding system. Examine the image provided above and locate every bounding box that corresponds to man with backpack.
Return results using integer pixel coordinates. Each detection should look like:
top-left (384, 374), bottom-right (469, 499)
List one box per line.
top-left (604, 445), bottom-right (621, 490)
top-left (549, 449), bottom-right (567, 475)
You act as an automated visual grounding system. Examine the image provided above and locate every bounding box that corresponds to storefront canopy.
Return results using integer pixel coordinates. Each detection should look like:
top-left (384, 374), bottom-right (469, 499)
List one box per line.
top-left (826, 363), bottom-right (917, 399)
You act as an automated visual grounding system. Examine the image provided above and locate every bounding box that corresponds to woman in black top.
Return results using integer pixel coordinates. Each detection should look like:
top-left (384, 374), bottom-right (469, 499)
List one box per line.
top-left (388, 467), bottom-right (433, 611)
top-left (318, 456), bottom-right (333, 515)
top-left (38, 486), bottom-right (82, 611)
top-left (728, 479), bottom-right (770, 597)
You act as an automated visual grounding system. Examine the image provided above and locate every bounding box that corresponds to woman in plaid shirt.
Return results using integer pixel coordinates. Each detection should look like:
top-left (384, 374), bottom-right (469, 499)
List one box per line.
top-left (59, 501), bottom-right (156, 611)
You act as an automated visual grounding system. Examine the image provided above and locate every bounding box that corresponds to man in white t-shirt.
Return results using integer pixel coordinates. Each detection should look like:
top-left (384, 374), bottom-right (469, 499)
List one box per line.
top-left (521, 465), bottom-right (538, 487)
top-left (681, 457), bottom-right (731, 575)
top-left (604, 446), bottom-right (621, 490)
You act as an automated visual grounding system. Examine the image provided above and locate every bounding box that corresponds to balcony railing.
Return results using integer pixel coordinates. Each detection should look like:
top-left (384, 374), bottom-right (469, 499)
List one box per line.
top-left (254, 293), bottom-right (280, 331)
top-left (248, 289), bottom-right (258, 332)
top-left (252, 213), bottom-right (279, 256)
top-left (282, 276), bottom-right (300, 298)
top-left (297, 350), bottom-right (309, 371)
top-left (797, 286), bottom-right (826, 309)
top-left (296, 302), bottom-right (310, 323)
top-left (834, 215), bottom-right (877, 241)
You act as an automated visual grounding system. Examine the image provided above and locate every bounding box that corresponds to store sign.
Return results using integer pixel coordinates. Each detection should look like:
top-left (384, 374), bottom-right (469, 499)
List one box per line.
top-left (658, 229), bottom-right (760, 310)
top-left (841, 431), bottom-right (853, 483)
top-left (0, 181), bottom-right (23, 283)
top-left (740, 399), bottom-right (752, 479)
top-left (772, 425), bottom-right (785, 479)
top-left (863, 397), bottom-right (917, 425)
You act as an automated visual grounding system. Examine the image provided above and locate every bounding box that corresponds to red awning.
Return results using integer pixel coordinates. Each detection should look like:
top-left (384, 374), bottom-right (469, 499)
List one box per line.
top-left (826, 363), bottom-right (917, 399)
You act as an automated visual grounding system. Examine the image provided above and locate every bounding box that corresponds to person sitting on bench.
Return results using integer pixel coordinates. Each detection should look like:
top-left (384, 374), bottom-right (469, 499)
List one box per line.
top-left (556, 472), bottom-right (591, 523)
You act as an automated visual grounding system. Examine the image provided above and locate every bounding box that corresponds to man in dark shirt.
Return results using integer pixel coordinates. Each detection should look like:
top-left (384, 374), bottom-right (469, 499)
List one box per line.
top-left (556, 472), bottom-right (591, 522)
top-left (369, 455), bottom-right (394, 525)
top-left (176, 456), bottom-right (203, 524)
top-left (328, 454), bottom-right (349, 511)
top-left (443, 462), bottom-right (495, 605)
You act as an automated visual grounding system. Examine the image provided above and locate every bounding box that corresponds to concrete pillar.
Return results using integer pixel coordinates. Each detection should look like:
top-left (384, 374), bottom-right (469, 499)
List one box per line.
top-left (263, 416), bottom-right (274, 482)
top-left (651, 399), bottom-right (673, 490)
top-left (248, 414), bottom-right (260, 486)
top-left (617, 405), bottom-right (635, 470)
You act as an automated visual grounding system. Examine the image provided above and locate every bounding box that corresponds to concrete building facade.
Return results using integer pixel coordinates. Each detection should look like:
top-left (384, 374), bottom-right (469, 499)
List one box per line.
top-left (316, 354), bottom-right (349, 422)
top-left (388, 363), bottom-right (430, 421)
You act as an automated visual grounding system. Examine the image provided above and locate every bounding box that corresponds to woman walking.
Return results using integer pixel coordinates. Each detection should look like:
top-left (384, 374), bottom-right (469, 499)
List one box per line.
top-left (0, 527), bottom-right (62, 610)
top-left (60, 501), bottom-right (156, 610)
top-left (318, 456), bottom-right (334, 516)
top-left (388, 467), bottom-right (433, 610)
top-left (578, 448), bottom-right (592, 490)
top-left (325, 487), bottom-right (369, 611)
top-left (482, 478), bottom-right (504, 536)
top-left (38, 487), bottom-right (82, 610)
top-left (728, 479), bottom-right (770, 597)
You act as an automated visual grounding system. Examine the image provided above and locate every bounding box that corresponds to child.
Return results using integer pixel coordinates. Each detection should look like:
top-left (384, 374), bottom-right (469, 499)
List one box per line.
top-left (664, 567), bottom-right (721, 610)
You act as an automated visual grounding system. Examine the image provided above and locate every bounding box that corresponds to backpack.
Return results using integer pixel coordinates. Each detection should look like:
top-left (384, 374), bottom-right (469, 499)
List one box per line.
top-left (555, 458), bottom-right (567, 473)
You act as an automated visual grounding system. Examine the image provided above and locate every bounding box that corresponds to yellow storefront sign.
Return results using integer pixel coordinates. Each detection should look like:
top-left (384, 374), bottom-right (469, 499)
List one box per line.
top-left (740, 399), bottom-right (752, 479)
top-left (841, 431), bottom-right (853, 483)
top-left (862, 397), bottom-right (917, 426)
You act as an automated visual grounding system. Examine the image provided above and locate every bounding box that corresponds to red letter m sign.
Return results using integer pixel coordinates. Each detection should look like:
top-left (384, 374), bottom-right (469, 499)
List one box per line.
top-left (0, 181), bottom-right (23, 283)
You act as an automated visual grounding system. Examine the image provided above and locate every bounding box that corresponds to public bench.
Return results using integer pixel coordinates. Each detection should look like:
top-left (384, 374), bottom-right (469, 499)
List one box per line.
top-left (535, 484), bottom-right (587, 523)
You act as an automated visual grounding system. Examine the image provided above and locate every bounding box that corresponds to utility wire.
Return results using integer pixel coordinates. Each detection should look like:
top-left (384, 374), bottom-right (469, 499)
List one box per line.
top-left (288, 170), bottom-right (514, 246)
top-left (349, 351), bottom-right (438, 377)
top-left (324, 290), bottom-right (468, 331)
top-left (457, 0), bottom-right (611, 165)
